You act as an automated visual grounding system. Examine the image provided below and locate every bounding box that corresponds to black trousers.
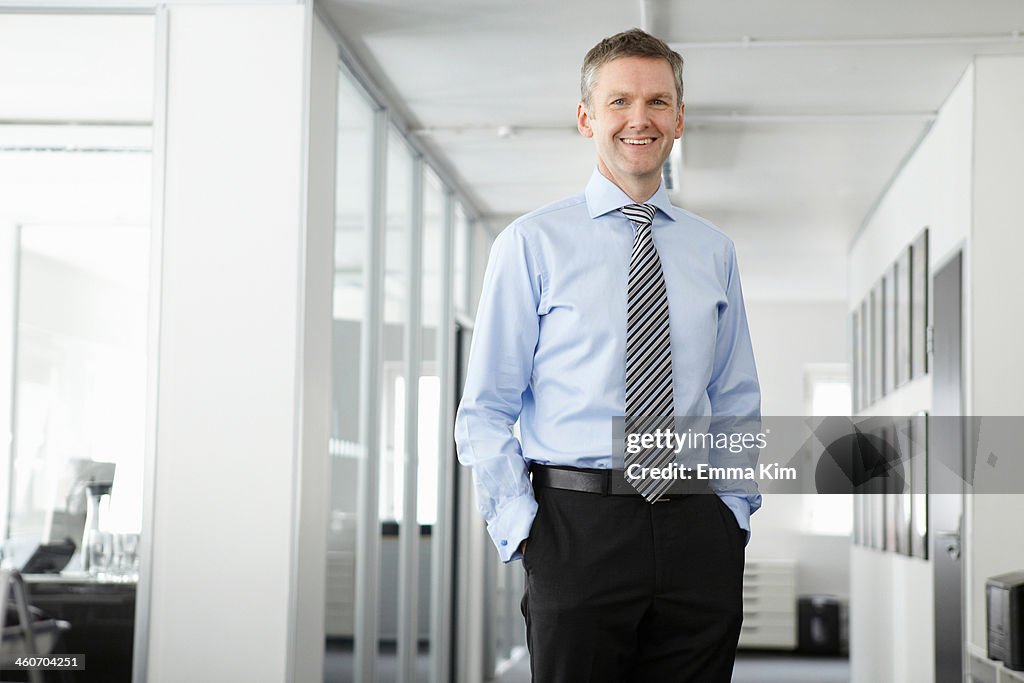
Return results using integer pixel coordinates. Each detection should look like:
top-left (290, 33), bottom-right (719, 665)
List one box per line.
top-left (521, 486), bottom-right (746, 683)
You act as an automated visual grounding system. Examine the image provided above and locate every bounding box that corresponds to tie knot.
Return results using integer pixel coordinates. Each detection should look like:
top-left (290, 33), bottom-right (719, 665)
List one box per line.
top-left (620, 203), bottom-right (656, 229)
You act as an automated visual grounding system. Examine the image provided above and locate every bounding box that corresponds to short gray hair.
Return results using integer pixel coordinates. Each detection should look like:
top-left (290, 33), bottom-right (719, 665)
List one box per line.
top-left (580, 28), bottom-right (684, 109)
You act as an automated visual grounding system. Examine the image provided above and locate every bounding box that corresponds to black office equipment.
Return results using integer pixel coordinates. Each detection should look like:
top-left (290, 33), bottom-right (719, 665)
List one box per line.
top-left (21, 538), bottom-right (76, 574)
top-left (798, 595), bottom-right (842, 655)
top-left (987, 571), bottom-right (1024, 671)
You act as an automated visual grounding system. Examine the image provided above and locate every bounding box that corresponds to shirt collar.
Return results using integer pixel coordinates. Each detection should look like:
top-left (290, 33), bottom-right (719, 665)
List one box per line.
top-left (584, 167), bottom-right (677, 222)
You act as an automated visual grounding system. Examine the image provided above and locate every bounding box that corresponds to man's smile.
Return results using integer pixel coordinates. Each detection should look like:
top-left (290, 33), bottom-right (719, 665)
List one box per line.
top-left (621, 137), bottom-right (656, 145)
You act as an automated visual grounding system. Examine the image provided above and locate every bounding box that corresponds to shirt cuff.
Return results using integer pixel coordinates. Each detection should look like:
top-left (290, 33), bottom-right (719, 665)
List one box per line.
top-left (486, 492), bottom-right (538, 563)
top-left (718, 493), bottom-right (756, 546)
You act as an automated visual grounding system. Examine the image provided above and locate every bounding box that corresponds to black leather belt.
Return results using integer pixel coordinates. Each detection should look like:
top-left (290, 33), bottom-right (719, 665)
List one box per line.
top-left (530, 464), bottom-right (708, 497)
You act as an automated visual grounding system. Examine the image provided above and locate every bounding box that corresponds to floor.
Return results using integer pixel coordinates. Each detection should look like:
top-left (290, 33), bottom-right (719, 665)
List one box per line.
top-left (493, 650), bottom-right (850, 683)
top-left (323, 641), bottom-right (850, 682)
top-left (324, 641), bottom-right (429, 683)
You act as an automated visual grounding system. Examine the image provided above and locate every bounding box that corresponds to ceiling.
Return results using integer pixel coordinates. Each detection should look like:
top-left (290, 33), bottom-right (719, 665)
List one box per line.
top-left (320, 0), bottom-right (1024, 302)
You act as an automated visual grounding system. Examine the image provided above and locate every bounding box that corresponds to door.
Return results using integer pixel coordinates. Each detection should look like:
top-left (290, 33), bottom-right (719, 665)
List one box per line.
top-left (931, 250), bottom-right (964, 683)
top-left (451, 322), bottom-right (478, 682)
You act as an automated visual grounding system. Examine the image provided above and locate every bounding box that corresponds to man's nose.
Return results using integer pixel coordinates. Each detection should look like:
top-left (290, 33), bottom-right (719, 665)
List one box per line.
top-left (627, 102), bottom-right (651, 127)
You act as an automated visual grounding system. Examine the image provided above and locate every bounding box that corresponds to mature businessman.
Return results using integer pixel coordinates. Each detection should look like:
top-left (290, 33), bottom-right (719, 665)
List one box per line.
top-left (455, 28), bottom-right (761, 682)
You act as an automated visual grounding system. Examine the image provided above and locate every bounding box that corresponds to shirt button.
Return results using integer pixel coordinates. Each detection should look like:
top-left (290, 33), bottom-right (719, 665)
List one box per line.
top-left (501, 540), bottom-right (508, 546)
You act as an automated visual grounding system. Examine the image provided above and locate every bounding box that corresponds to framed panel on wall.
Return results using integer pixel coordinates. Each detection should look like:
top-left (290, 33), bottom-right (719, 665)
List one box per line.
top-left (884, 268), bottom-right (896, 396)
top-left (896, 247), bottom-right (912, 388)
top-left (872, 469), bottom-right (885, 551)
top-left (859, 299), bottom-right (869, 411)
top-left (868, 290), bottom-right (877, 404)
top-left (852, 491), bottom-right (862, 546)
top-left (871, 429), bottom-right (885, 550)
top-left (872, 281), bottom-right (885, 403)
top-left (895, 418), bottom-right (913, 556)
top-left (851, 310), bottom-right (861, 412)
top-left (911, 228), bottom-right (929, 378)
top-left (883, 426), bottom-right (898, 552)
top-left (910, 412), bottom-right (929, 559)
top-left (859, 471), bottom-right (871, 548)
top-left (860, 489), bottom-right (869, 547)
top-left (863, 469), bottom-right (875, 549)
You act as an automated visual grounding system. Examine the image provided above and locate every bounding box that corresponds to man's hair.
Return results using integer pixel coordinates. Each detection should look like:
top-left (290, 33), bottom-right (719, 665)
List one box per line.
top-left (580, 28), bottom-right (684, 110)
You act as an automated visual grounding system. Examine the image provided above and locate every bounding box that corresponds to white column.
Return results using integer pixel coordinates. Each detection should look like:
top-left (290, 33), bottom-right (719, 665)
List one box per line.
top-left (140, 5), bottom-right (332, 682)
top-left (0, 223), bottom-right (17, 540)
top-left (291, 12), bottom-right (338, 683)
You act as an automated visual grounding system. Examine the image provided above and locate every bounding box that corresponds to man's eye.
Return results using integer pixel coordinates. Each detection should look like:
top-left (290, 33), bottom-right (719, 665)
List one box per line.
top-left (611, 98), bottom-right (626, 106)
top-left (652, 99), bottom-right (667, 106)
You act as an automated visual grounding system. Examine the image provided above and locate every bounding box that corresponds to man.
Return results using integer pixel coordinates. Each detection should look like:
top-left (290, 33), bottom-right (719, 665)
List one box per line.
top-left (454, 28), bottom-right (760, 682)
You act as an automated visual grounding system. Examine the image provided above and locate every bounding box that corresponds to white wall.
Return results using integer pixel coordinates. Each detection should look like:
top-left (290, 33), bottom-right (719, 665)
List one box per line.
top-left (745, 300), bottom-right (848, 417)
top-left (849, 547), bottom-right (935, 682)
top-left (845, 62), bottom-right (975, 683)
top-left (967, 54), bottom-right (1024, 653)
top-left (847, 64), bottom-right (974, 310)
top-left (847, 54), bottom-right (1024, 681)
top-left (143, 6), bottom-right (331, 682)
top-left (744, 300), bottom-right (852, 598)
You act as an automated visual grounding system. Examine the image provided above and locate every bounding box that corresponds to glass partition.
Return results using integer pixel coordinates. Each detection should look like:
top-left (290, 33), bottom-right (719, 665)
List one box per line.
top-left (324, 63), bottom-right (374, 679)
top-left (415, 168), bottom-right (447, 681)
top-left (6, 222), bottom-right (149, 562)
top-left (469, 220), bottom-right (492, 316)
top-left (381, 128), bottom-right (413, 525)
top-left (1, 136), bottom-right (152, 571)
top-left (326, 53), bottom-right (472, 683)
top-left (418, 169), bottom-right (445, 528)
top-left (452, 203), bottom-right (470, 316)
top-left (378, 125), bottom-right (414, 681)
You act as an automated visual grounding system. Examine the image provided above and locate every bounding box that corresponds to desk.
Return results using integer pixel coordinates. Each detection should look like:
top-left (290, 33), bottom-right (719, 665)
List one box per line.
top-left (21, 575), bottom-right (135, 683)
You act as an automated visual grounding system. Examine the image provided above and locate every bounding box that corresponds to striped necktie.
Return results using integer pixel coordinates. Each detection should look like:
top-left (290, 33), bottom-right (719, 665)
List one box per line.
top-left (621, 203), bottom-right (676, 502)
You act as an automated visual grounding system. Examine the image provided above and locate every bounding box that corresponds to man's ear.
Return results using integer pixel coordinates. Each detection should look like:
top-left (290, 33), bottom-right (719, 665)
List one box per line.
top-left (577, 101), bottom-right (594, 138)
top-left (675, 101), bottom-right (685, 139)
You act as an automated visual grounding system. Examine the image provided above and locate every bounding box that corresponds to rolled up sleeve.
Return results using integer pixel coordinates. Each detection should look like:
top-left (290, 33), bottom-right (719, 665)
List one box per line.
top-left (708, 243), bottom-right (762, 544)
top-left (454, 224), bottom-right (543, 562)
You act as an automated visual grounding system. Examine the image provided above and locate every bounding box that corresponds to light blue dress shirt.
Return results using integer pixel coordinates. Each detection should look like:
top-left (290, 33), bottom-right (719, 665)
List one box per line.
top-left (455, 169), bottom-right (762, 563)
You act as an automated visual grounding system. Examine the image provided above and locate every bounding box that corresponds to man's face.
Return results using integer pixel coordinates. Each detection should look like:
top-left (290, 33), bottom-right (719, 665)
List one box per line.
top-left (577, 56), bottom-right (684, 195)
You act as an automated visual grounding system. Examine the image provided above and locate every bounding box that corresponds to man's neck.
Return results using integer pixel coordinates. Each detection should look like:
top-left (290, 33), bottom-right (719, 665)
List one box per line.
top-left (622, 184), bottom-right (658, 204)
top-left (597, 165), bottom-right (660, 204)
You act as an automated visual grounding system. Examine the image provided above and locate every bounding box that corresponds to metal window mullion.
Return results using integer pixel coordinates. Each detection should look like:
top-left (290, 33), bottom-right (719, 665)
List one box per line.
top-left (503, 561), bottom-right (515, 661)
top-left (131, 8), bottom-right (168, 682)
top-left (354, 105), bottom-right (388, 683)
top-left (429, 188), bottom-right (455, 683)
top-left (315, 7), bottom-right (485, 228)
top-left (397, 155), bottom-right (424, 683)
top-left (482, 548), bottom-right (496, 678)
top-left (463, 215), bottom-right (474, 317)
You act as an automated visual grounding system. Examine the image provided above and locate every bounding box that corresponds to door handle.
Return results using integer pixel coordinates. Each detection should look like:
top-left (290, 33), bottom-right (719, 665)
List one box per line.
top-left (935, 529), bottom-right (961, 560)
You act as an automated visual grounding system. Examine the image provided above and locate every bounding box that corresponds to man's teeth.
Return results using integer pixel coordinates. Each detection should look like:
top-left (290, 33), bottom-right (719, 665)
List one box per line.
top-left (622, 138), bottom-right (653, 145)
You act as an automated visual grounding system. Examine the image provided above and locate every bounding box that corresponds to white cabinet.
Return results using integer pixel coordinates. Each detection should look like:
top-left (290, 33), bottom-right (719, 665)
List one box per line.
top-left (968, 643), bottom-right (1024, 683)
top-left (325, 513), bottom-right (357, 637)
top-left (738, 559), bottom-right (797, 650)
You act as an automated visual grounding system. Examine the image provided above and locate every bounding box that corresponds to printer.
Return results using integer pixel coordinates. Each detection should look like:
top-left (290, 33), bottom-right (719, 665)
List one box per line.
top-left (988, 571), bottom-right (1024, 671)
